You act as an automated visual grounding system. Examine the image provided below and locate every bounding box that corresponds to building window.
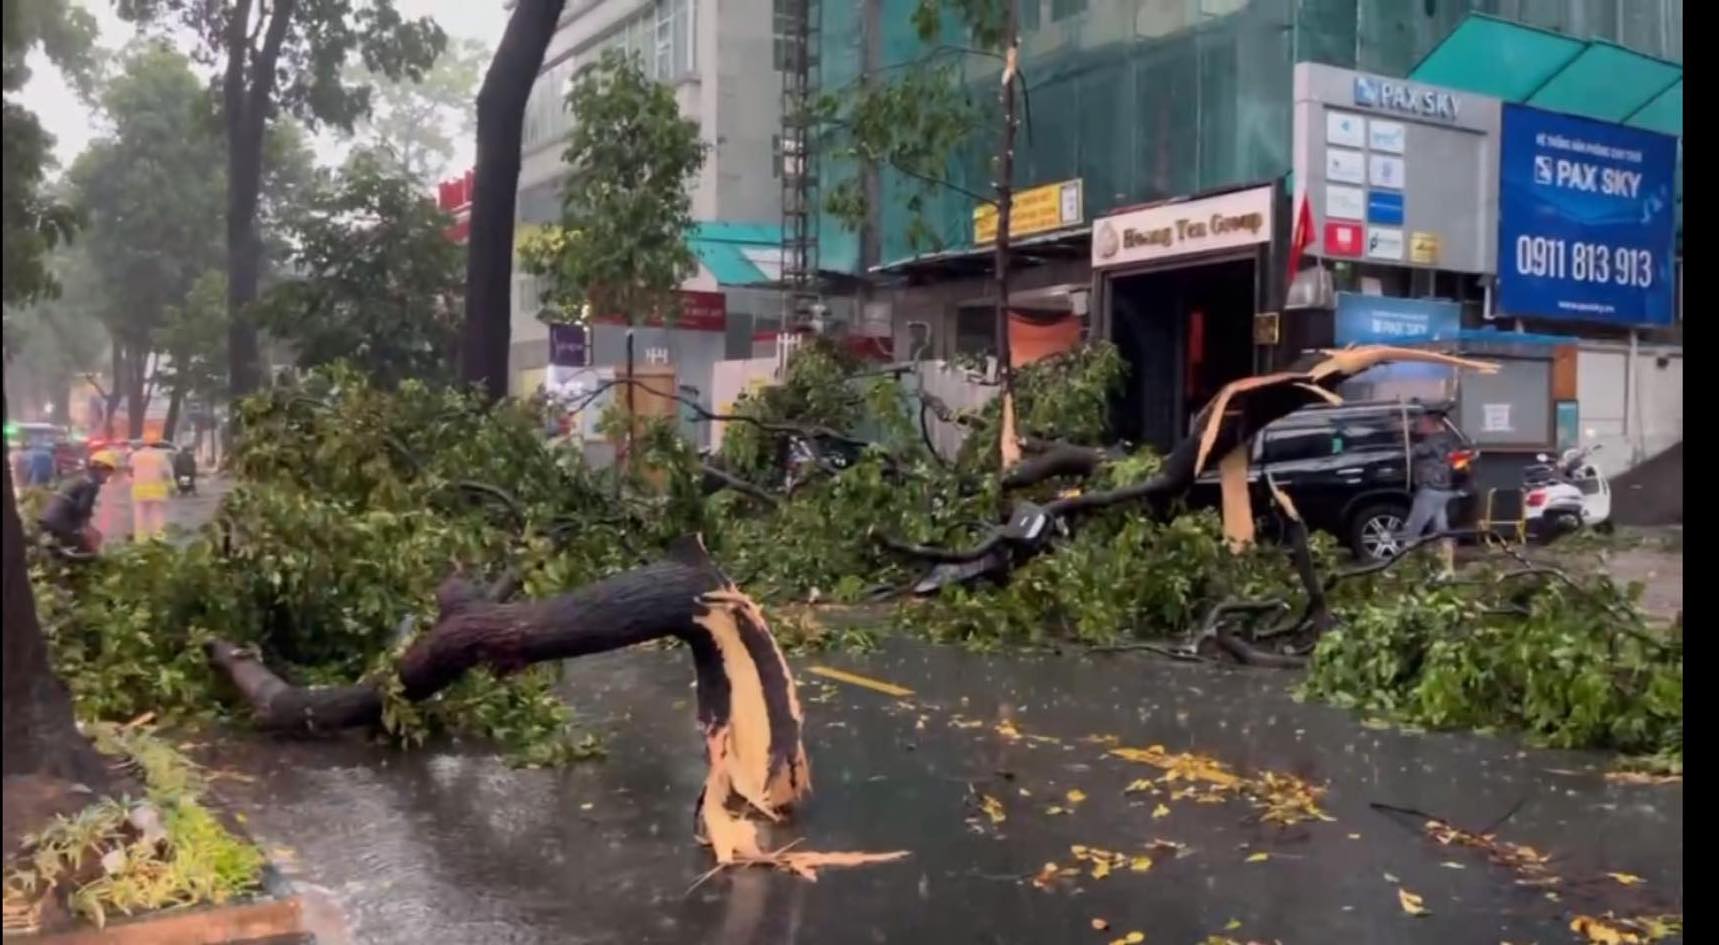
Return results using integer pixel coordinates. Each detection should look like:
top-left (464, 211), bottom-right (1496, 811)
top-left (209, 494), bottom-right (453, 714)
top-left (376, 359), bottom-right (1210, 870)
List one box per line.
top-left (654, 0), bottom-right (694, 79)
top-left (1019, 0), bottom-right (1041, 32)
top-left (1049, 0), bottom-right (1085, 22)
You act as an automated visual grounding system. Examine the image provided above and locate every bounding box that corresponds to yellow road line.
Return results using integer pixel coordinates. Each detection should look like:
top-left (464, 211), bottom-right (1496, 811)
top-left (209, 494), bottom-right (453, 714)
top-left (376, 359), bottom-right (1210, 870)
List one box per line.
top-left (806, 665), bottom-right (914, 697)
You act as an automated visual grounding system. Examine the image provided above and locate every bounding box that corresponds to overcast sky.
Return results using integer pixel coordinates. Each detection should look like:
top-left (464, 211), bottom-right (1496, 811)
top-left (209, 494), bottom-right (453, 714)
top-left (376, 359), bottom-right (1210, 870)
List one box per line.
top-left (20, 0), bottom-right (511, 179)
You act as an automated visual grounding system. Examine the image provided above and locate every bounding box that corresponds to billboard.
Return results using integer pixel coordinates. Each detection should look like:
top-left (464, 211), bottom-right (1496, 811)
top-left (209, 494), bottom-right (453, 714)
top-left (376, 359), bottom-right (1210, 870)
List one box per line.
top-left (1292, 64), bottom-right (1501, 273)
top-left (1090, 185), bottom-right (1272, 270)
top-left (1495, 104), bottom-right (1678, 327)
top-left (1334, 293), bottom-right (1461, 346)
top-left (974, 179), bottom-right (1083, 244)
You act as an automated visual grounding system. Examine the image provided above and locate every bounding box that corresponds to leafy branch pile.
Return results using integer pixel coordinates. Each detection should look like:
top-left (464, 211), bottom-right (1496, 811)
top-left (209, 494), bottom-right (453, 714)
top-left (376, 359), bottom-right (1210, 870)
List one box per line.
top-left (30, 344), bottom-right (1681, 765)
top-left (3, 724), bottom-right (263, 930)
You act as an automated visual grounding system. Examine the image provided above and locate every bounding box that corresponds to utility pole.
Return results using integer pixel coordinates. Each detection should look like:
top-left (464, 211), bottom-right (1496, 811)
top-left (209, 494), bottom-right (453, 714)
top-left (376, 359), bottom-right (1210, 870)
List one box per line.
top-left (993, 0), bottom-right (1020, 469)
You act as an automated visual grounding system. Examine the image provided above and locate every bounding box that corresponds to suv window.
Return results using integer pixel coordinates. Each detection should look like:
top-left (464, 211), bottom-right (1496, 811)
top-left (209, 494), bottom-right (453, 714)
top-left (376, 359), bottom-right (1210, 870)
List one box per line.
top-left (1335, 415), bottom-right (1406, 453)
top-left (1259, 425), bottom-right (1335, 464)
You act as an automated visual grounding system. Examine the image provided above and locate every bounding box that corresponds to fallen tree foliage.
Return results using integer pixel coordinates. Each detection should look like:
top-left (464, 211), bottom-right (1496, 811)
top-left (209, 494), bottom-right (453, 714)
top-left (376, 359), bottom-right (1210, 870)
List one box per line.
top-left (26, 345), bottom-right (1681, 774)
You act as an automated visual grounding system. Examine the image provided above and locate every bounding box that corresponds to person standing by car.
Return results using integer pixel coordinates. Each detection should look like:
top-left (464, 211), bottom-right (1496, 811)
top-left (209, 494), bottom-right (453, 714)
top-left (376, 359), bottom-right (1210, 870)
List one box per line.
top-left (129, 441), bottom-right (174, 540)
top-left (1399, 412), bottom-right (1461, 575)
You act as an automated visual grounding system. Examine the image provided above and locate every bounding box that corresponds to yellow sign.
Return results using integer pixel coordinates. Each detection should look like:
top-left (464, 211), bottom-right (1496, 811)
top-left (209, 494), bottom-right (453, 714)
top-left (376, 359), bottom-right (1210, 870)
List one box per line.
top-left (1410, 231), bottom-right (1440, 265)
top-left (974, 179), bottom-right (1083, 244)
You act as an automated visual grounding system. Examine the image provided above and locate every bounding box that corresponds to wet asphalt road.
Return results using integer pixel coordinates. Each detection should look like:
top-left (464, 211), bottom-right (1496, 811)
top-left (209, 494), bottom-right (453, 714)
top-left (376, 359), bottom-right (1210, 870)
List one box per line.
top-left (197, 639), bottom-right (1682, 945)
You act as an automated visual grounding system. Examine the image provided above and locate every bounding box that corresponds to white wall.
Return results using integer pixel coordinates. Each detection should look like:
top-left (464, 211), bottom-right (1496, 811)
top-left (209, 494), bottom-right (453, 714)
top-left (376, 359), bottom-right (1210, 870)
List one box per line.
top-left (1576, 341), bottom-right (1682, 477)
top-left (909, 360), bottom-right (1000, 461)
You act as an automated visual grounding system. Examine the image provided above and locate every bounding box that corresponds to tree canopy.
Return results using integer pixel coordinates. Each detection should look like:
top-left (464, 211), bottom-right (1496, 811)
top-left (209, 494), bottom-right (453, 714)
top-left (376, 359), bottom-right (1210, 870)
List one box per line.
top-left (518, 49), bottom-right (707, 326)
top-left (346, 37), bottom-right (489, 185)
top-left (258, 148), bottom-right (464, 386)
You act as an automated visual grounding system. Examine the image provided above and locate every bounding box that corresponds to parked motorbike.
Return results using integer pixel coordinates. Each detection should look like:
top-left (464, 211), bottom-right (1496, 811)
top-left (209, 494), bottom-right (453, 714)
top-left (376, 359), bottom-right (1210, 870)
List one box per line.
top-left (1522, 444), bottom-right (1610, 543)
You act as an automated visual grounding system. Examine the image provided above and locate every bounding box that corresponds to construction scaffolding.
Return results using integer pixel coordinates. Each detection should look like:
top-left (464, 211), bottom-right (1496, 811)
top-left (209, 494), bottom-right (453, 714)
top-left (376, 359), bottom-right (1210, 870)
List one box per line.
top-left (778, 0), bottom-right (821, 326)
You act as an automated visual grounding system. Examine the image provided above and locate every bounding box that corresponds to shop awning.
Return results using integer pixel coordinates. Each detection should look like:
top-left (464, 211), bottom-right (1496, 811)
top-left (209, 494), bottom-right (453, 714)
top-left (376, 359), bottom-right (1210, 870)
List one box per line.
top-left (1409, 14), bottom-right (1681, 235)
top-left (689, 221), bottom-right (783, 287)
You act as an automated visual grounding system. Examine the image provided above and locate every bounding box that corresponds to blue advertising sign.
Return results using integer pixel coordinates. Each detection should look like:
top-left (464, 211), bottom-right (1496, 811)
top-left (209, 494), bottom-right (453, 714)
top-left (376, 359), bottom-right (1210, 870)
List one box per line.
top-left (1496, 103), bottom-right (1678, 327)
top-left (1367, 190), bottom-right (1404, 226)
top-left (1335, 292), bottom-right (1461, 345)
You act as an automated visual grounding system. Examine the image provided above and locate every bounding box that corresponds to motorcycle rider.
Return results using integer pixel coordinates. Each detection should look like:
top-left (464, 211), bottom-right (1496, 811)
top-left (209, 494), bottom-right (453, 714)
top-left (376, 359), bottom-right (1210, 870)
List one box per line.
top-left (172, 443), bottom-right (198, 495)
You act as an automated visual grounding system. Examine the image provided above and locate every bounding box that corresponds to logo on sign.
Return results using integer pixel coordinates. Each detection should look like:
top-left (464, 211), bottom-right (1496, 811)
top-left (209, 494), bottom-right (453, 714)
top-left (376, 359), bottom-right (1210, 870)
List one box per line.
top-left (1367, 226), bottom-right (1404, 261)
top-left (1542, 158), bottom-right (1644, 197)
top-left (1367, 191), bottom-right (1404, 226)
top-left (1324, 222), bottom-right (1363, 257)
top-left (1352, 75), bottom-right (1460, 122)
top-left (1533, 156), bottom-right (1554, 185)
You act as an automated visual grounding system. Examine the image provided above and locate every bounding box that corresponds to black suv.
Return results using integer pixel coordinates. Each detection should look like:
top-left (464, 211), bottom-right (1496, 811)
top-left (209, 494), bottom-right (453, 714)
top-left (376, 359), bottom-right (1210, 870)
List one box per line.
top-left (1187, 401), bottom-right (1475, 561)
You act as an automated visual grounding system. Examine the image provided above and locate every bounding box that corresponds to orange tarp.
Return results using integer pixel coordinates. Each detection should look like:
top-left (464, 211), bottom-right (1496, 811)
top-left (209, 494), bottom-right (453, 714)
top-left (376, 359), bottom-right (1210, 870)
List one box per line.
top-left (1008, 311), bottom-right (1082, 367)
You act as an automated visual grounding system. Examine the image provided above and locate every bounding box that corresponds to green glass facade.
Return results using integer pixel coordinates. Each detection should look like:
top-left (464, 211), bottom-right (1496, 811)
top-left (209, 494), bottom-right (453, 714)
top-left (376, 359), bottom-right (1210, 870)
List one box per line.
top-left (814, 0), bottom-right (1682, 275)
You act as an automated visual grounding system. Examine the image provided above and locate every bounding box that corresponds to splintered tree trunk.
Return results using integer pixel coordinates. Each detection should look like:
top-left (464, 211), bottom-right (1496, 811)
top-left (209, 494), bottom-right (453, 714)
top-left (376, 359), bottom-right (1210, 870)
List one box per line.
top-left (462, 0), bottom-right (568, 401)
top-left (2, 393), bottom-right (109, 788)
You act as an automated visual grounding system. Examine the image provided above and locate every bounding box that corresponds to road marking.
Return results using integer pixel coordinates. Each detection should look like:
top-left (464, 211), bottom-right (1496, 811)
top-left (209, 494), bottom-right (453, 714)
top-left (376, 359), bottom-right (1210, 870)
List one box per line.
top-left (806, 666), bottom-right (914, 697)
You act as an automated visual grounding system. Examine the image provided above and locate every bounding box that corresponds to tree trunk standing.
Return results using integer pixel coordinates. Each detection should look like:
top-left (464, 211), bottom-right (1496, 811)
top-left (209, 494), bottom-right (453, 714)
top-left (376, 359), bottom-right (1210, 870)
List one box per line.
top-left (1, 393), bottom-right (110, 789)
top-left (124, 344), bottom-right (149, 439)
top-left (992, 9), bottom-right (1020, 472)
top-left (102, 344), bottom-right (124, 440)
top-left (223, 0), bottom-right (297, 400)
top-left (461, 0), bottom-right (568, 402)
top-left (163, 384), bottom-right (184, 443)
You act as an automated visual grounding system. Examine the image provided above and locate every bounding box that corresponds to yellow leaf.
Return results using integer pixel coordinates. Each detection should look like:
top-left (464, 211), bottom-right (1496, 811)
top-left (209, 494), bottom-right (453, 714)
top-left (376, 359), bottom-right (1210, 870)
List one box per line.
top-left (981, 794), bottom-right (1006, 825)
top-left (1398, 888), bottom-right (1430, 917)
top-left (1129, 856), bottom-right (1152, 872)
top-left (1606, 872), bottom-right (1646, 886)
top-left (1224, 919), bottom-right (1242, 931)
top-left (1067, 789), bottom-right (1088, 804)
top-left (1071, 844), bottom-right (1089, 857)
top-left (1046, 805), bottom-right (1069, 816)
top-left (1092, 918), bottom-right (1109, 931)
top-left (1091, 860), bottom-right (1112, 879)
top-left (1126, 932), bottom-right (1145, 944)
top-left (1245, 852), bottom-right (1270, 863)
top-left (1152, 803), bottom-right (1170, 819)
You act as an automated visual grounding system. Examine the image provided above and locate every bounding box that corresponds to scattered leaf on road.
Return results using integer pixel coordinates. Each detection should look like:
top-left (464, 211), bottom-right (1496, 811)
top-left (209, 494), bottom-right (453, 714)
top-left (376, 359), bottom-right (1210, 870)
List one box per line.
top-left (1441, 861), bottom-right (1466, 870)
top-left (1067, 789), bottom-right (1088, 804)
top-left (1091, 918), bottom-right (1109, 930)
top-left (1245, 852), bottom-right (1270, 863)
top-left (1152, 803), bottom-right (1170, 819)
top-left (1398, 888), bottom-right (1430, 917)
top-left (1607, 872), bottom-right (1646, 886)
top-left (1129, 856), bottom-right (1153, 872)
top-left (981, 794), bottom-right (1006, 825)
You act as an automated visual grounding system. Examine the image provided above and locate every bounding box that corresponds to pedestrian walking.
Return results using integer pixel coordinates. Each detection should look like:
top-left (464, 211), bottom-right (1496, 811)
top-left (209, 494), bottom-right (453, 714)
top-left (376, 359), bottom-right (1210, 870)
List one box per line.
top-left (129, 440), bottom-right (174, 540)
top-left (1399, 411), bottom-right (1462, 576)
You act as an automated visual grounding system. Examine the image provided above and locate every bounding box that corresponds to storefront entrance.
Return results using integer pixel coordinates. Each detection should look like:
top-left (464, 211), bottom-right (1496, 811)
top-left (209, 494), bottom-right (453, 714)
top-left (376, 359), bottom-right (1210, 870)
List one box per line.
top-left (1108, 256), bottom-right (1259, 451)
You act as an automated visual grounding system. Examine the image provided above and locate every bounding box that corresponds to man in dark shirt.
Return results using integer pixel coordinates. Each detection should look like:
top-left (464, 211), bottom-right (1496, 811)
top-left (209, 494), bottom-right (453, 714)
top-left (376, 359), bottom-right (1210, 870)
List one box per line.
top-left (37, 457), bottom-right (115, 554)
top-left (1399, 412), bottom-right (1461, 574)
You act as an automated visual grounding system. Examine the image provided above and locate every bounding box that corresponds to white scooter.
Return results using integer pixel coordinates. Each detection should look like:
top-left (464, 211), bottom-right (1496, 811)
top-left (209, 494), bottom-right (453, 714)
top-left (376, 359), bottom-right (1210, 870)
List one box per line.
top-left (1522, 444), bottom-right (1610, 543)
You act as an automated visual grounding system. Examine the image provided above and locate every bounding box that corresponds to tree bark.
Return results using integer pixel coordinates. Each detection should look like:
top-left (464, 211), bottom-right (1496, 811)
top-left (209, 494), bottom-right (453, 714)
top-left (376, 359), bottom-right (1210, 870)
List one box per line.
top-left (2, 392), bottom-right (110, 788)
top-left (207, 537), bottom-right (734, 733)
top-left (163, 383), bottom-right (184, 443)
top-left (224, 0), bottom-right (297, 399)
top-left (991, 12), bottom-right (1019, 471)
top-left (461, 0), bottom-right (567, 402)
top-left (124, 344), bottom-right (148, 439)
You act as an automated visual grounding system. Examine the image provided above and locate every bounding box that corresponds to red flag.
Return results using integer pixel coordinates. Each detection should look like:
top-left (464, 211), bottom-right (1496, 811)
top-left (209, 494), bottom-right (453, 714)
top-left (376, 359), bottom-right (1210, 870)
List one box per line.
top-left (1285, 190), bottom-right (1314, 290)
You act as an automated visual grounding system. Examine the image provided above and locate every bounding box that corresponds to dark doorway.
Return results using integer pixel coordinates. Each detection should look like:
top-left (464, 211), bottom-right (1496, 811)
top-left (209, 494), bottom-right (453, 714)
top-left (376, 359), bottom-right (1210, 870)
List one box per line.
top-left (1107, 257), bottom-right (1258, 452)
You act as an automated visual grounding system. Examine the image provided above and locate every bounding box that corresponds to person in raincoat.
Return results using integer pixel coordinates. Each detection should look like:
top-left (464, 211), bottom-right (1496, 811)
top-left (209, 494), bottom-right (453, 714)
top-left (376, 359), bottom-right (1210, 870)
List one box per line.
top-left (38, 456), bottom-right (116, 554)
top-left (129, 441), bottom-right (174, 540)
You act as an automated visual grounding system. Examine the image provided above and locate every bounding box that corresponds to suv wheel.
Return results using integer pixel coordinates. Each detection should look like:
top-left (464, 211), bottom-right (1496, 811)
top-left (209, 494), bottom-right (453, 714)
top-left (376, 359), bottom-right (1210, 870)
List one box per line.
top-left (1350, 502), bottom-right (1409, 562)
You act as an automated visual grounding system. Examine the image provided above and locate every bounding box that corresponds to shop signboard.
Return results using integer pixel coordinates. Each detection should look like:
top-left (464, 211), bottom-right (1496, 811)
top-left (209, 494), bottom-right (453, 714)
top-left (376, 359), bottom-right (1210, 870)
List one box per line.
top-left (1334, 292), bottom-right (1461, 346)
top-left (1292, 63), bottom-right (1501, 273)
top-left (593, 290), bottom-right (728, 331)
top-left (975, 179), bottom-right (1084, 244)
top-left (548, 323), bottom-right (588, 367)
top-left (1090, 185), bottom-right (1272, 269)
top-left (1495, 104), bottom-right (1678, 327)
